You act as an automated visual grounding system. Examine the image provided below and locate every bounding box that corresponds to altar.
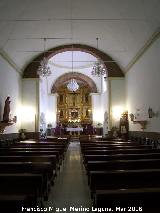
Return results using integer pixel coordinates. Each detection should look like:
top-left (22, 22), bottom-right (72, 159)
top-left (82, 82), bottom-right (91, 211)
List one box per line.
top-left (66, 127), bottom-right (83, 135)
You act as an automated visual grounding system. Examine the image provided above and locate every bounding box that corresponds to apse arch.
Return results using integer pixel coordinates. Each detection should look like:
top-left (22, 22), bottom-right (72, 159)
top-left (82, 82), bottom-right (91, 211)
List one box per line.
top-left (51, 72), bottom-right (98, 93)
top-left (23, 44), bottom-right (124, 78)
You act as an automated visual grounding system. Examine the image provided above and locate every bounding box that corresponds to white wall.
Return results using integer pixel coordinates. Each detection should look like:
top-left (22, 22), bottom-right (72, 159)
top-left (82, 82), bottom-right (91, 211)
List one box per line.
top-left (39, 78), bottom-right (48, 115)
top-left (109, 78), bottom-right (126, 128)
top-left (91, 93), bottom-right (103, 126)
top-left (0, 55), bottom-right (21, 133)
top-left (126, 37), bottom-right (160, 132)
top-left (39, 77), bottom-right (48, 130)
top-left (47, 95), bottom-right (57, 127)
top-left (101, 77), bottom-right (109, 134)
top-left (21, 79), bottom-right (39, 132)
top-left (39, 77), bottom-right (57, 128)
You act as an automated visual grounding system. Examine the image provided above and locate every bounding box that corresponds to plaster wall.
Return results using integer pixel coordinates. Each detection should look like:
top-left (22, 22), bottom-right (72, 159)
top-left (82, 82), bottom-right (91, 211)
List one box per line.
top-left (21, 79), bottom-right (39, 132)
top-left (126, 37), bottom-right (160, 132)
top-left (109, 78), bottom-right (126, 128)
top-left (0, 56), bottom-right (21, 133)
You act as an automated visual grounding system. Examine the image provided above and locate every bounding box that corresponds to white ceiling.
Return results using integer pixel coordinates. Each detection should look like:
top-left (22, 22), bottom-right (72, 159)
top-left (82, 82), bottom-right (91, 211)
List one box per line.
top-left (0, 0), bottom-right (159, 73)
top-left (49, 51), bottom-right (97, 69)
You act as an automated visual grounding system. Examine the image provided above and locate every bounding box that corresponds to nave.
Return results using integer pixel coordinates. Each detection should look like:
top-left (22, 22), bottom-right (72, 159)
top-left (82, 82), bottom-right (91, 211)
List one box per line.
top-left (46, 140), bottom-right (92, 211)
top-left (1, 135), bottom-right (160, 212)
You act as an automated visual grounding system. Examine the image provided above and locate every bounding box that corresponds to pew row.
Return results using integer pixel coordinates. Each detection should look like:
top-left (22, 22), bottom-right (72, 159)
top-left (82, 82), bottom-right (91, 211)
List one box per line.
top-left (94, 188), bottom-right (160, 213)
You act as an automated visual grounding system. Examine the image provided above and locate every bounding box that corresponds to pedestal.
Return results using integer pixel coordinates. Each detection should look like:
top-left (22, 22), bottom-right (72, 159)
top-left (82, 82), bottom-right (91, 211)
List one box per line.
top-left (0, 122), bottom-right (15, 133)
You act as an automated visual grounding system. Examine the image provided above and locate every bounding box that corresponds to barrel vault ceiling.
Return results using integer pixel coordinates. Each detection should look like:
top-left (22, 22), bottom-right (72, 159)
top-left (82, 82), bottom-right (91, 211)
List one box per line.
top-left (0, 0), bottom-right (159, 74)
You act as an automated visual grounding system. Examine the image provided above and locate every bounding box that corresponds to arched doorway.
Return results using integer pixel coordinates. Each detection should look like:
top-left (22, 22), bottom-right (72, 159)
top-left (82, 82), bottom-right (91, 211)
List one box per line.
top-left (22, 44), bottom-right (124, 137)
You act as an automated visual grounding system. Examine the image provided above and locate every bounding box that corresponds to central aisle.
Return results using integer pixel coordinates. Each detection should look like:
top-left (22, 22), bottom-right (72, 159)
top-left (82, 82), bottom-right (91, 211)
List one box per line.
top-left (47, 140), bottom-right (92, 210)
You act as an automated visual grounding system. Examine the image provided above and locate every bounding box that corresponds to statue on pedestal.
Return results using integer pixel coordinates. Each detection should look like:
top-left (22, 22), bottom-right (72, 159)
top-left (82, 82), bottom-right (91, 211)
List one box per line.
top-left (2, 96), bottom-right (11, 122)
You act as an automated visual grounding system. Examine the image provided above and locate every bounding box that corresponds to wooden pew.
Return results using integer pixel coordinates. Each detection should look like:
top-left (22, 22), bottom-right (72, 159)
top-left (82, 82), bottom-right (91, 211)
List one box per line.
top-left (0, 139), bottom-right (69, 206)
top-left (0, 155), bottom-right (57, 182)
top-left (0, 161), bottom-right (53, 200)
top-left (12, 142), bottom-right (68, 158)
top-left (87, 159), bottom-right (160, 172)
top-left (0, 173), bottom-right (43, 205)
top-left (0, 147), bottom-right (65, 160)
top-left (15, 140), bottom-right (67, 146)
top-left (94, 188), bottom-right (160, 212)
top-left (84, 153), bottom-right (160, 164)
top-left (82, 148), bottom-right (160, 156)
top-left (14, 141), bottom-right (68, 152)
top-left (0, 150), bottom-right (60, 163)
top-left (81, 145), bottom-right (153, 151)
top-left (0, 195), bottom-right (31, 213)
top-left (89, 169), bottom-right (160, 196)
top-left (80, 141), bottom-right (140, 146)
top-left (0, 153), bottom-right (57, 169)
top-left (80, 141), bottom-right (149, 146)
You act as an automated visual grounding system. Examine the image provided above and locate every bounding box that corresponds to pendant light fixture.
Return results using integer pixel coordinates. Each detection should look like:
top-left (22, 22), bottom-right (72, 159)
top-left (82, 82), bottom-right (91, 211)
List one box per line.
top-left (67, 46), bottom-right (79, 92)
top-left (37, 38), bottom-right (52, 77)
top-left (91, 37), bottom-right (107, 77)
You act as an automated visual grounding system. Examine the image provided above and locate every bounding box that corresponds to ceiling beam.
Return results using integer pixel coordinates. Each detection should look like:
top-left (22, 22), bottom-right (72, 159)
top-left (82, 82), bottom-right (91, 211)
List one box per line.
top-left (0, 18), bottom-right (148, 22)
top-left (125, 28), bottom-right (160, 73)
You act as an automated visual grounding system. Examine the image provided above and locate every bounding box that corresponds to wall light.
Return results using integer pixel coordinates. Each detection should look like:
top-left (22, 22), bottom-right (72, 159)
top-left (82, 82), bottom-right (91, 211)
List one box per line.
top-left (20, 106), bottom-right (36, 123)
top-left (112, 106), bottom-right (124, 120)
top-left (92, 109), bottom-right (103, 125)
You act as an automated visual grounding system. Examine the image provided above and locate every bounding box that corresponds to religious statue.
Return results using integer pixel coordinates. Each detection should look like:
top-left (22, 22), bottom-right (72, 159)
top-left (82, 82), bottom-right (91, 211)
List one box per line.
top-left (85, 93), bottom-right (89, 103)
top-left (2, 96), bottom-right (11, 122)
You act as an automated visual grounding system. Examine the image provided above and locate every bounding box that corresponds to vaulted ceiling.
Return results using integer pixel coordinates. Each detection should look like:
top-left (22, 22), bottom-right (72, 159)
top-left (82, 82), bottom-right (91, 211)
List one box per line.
top-left (0, 0), bottom-right (159, 74)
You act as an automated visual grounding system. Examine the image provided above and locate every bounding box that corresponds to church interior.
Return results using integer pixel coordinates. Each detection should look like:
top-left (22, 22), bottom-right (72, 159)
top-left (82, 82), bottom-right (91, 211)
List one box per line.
top-left (0, 0), bottom-right (160, 212)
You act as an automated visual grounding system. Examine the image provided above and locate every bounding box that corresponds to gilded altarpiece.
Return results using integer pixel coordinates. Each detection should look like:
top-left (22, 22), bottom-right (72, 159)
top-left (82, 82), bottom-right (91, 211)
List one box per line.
top-left (57, 86), bottom-right (92, 125)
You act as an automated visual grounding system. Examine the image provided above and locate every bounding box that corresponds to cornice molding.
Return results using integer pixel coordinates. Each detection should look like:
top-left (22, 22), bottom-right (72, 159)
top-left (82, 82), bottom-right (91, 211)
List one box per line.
top-left (0, 49), bottom-right (22, 76)
top-left (125, 29), bottom-right (160, 73)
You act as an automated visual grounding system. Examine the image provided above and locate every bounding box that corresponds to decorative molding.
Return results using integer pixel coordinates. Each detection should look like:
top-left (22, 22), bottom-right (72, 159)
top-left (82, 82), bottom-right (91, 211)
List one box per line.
top-left (125, 29), bottom-right (160, 73)
top-left (0, 49), bottom-right (22, 75)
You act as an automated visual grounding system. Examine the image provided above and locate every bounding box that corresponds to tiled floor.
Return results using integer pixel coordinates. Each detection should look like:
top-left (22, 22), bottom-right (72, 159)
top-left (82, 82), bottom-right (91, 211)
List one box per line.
top-left (46, 141), bottom-right (92, 212)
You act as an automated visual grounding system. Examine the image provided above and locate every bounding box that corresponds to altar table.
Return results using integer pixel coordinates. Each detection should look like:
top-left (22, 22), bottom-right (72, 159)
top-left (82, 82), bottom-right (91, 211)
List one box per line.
top-left (66, 127), bottom-right (83, 135)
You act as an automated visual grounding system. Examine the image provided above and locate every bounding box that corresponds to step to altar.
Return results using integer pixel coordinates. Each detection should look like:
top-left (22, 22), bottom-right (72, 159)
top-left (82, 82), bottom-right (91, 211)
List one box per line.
top-left (70, 136), bottom-right (79, 142)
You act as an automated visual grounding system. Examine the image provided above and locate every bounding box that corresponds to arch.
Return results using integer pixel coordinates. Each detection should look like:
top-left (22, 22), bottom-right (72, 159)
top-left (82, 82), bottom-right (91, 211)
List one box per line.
top-left (23, 44), bottom-right (124, 78)
top-left (51, 72), bottom-right (98, 93)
